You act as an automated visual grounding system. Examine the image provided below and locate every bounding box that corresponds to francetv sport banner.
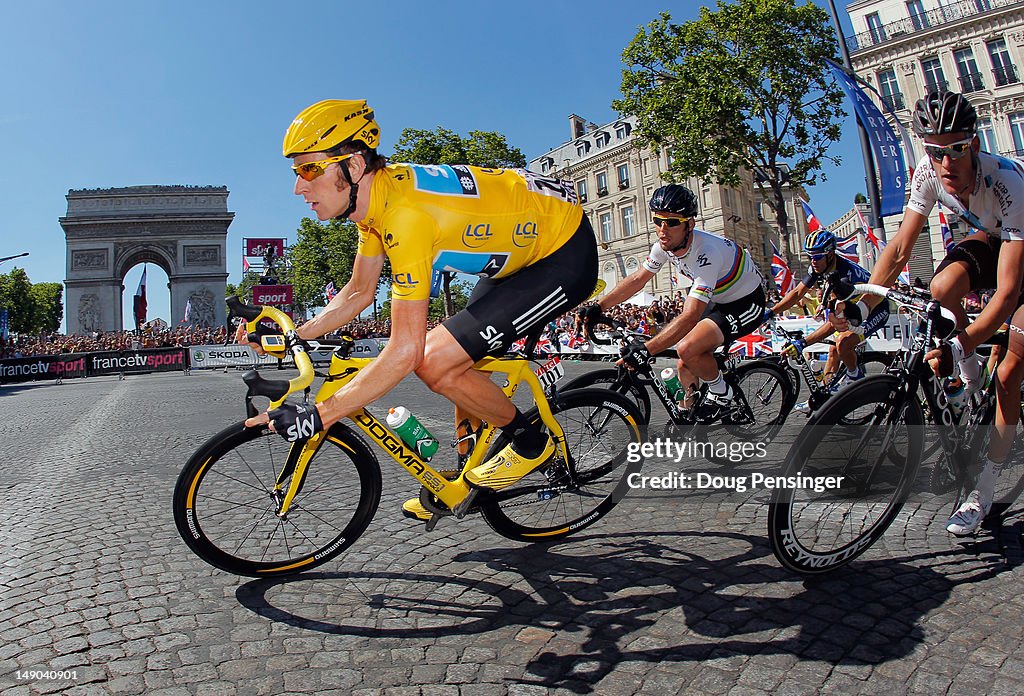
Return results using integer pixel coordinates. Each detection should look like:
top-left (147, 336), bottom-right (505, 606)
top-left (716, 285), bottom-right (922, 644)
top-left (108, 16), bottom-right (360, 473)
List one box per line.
top-left (0, 348), bottom-right (187, 384)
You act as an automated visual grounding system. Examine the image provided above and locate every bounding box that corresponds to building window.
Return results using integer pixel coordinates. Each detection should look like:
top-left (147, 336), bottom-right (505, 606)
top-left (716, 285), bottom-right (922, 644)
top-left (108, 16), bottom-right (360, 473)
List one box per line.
top-left (1009, 113), bottom-right (1024, 157)
top-left (978, 118), bottom-right (997, 154)
top-left (601, 261), bottom-right (617, 290)
top-left (621, 206), bottom-right (636, 237)
top-left (625, 257), bottom-right (639, 273)
top-left (921, 57), bottom-right (948, 93)
top-left (988, 39), bottom-right (1019, 87)
top-left (615, 122), bottom-right (631, 139)
top-left (596, 172), bottom-right (609, 196)
top-left (866, 12), bottom-right (886, 44)
top-left (595, 131), bottom-right (611, 148)
top-left (954, 48), bottom-right (984, 93)
top-left (617, 163), bottom-right (630, 189)
top-left (877, 69), bottom-right (904, 110)
top-left (575, 140), bottom-right (591, 157)
top-left (576, 178), bottom-right (588, 203)
top-left (906, 0), bottom-right (928, 30)
top-left (599, 212), bottom-right (614, 242)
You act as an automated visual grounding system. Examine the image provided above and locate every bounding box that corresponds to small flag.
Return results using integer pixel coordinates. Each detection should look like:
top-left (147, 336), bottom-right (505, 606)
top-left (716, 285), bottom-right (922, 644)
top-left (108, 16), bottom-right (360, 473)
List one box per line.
top-left (938, 203), bottom-right (955, 253)
top-left (730, 331), bottom-right (772, 358)
top-left (243, 257), bottom-right (251, 273)
top-left (800, 198), bottom-right (821, 233)
top-left (133, 266), bottom-right (148, 328)
top-left (182, 298), bottom-right (192, 324)
top-left (837, 234), bottom-right (860, 263)
top-left (898, 263), bottom-right (912, 286)
top-left (770, 241), bottom-right (795, 295)
top-left (325, 281), bottom-right (337, 302)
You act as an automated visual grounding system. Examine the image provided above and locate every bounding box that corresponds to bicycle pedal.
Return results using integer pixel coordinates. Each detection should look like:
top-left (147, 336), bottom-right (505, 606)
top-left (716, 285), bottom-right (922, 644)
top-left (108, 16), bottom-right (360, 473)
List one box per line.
top-left (453, 489), bottom-right (479, 519)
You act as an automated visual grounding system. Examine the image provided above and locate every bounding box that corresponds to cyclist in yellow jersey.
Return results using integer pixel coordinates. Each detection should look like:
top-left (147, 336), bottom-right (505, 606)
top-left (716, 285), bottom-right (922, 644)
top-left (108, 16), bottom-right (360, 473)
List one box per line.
top-left (239, 100), bottom-right (598, 520)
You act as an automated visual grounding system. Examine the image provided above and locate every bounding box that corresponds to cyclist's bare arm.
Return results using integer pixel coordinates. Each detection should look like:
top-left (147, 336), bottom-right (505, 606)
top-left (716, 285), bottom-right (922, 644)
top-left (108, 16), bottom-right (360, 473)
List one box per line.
top-left (298, 252), bottom-right (385, 340)
top-left (597, 267), bottom-right (656, 311)
top-left (646, 296), bottom-right (708, 355)
top-left (771, 281), bottom-right (810, 315)
top-left (245, 297), bottom-right (430, 430)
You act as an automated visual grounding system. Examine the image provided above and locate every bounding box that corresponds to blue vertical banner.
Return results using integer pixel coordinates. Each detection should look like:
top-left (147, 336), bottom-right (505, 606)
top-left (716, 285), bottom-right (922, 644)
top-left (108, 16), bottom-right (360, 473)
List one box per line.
top-left (429, 270), bottom-right (445, 300)
top-left (0, 309), bottom-right (7, 342)
top-left (827, 59), bottom-right (908, 218)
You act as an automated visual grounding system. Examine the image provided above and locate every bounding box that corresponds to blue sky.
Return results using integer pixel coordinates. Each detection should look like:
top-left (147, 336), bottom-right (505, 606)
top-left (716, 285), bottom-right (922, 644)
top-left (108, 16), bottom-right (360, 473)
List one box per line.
top-left (0, 1), bottom-right (860, 330)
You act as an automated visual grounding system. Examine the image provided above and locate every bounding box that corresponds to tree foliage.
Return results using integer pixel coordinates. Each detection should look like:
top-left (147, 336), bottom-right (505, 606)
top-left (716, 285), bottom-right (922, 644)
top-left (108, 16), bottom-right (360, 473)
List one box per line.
top-left (392, 127), bottom-right (527, 168)
top-left (615, 0), bottom-right (845, 258)
top-left (285, 217), bottom-right (363, 313)
top-left (0, 268), bottom-right (64, 334)
top-left (379, 278), bottom-right (473, 323)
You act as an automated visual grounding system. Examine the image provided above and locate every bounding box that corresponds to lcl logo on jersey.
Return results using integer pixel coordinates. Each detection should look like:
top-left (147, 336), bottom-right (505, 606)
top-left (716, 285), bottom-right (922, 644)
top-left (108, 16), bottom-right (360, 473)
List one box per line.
top-left (463, 223), bottom-right (492, 249)
top-left (392, 273), bottom-right (420, 297)
top-left (512, 222), bottom-right (538, 247)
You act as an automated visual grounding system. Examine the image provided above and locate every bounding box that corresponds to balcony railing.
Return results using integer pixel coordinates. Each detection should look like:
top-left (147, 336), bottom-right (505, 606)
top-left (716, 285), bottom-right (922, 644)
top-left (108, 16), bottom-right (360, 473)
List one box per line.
top-left (958, 72), bottom-right (986, 93)
top-left (924, 78), bottom-right (950, 94)
top-left (848, 0), bottom-right (1017, 52)
top-left (994, 64), bottom-right (1020, 87)
top-left (1002, 148), bottom-right (1024, 159)
top-left (881, 92), bottom-right (906, 111)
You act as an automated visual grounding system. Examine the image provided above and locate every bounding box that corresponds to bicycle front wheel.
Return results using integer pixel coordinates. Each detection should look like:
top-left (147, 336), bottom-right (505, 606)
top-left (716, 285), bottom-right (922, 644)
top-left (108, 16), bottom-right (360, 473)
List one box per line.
top-left (479, 388), bottom-right (646, 542)
top-left (173, 421), bottom-right (382, 577)
top-left (560, 366), bottom-right (652, 423)
top-left (768, 376), bottom-right (923, 574)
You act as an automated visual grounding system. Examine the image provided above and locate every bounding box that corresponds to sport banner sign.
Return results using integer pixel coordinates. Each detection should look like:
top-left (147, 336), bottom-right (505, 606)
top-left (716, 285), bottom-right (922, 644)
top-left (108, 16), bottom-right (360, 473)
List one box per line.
top-left (87, 348), bottom-right (188, 376)
top-left (0, 353), bottom-right (89, 384)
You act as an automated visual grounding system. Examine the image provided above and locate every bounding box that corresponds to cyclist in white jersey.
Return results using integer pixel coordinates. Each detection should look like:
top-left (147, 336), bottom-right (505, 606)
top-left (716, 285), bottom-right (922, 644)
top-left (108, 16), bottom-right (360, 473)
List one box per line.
top-left (837, 91), bottom-right (1024, 535)
top-left (583, 185), bottom-right (765, 420)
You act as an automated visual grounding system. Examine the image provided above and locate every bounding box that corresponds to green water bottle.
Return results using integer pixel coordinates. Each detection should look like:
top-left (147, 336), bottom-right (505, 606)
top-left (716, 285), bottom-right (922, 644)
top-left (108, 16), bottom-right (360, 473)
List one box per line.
top-left (661, 367), bottom-right (683, 401)
top-left (386, 406), bottom-right (439, 461)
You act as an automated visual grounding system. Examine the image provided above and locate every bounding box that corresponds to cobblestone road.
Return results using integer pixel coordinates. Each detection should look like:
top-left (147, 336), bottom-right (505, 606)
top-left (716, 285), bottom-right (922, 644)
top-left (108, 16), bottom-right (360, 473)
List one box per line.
top-left (2, 361), bottom-right (1023, 695)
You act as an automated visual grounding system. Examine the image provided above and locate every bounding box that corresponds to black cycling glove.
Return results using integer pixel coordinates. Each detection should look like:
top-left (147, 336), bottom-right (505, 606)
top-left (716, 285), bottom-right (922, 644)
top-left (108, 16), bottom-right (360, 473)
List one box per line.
top-left (267, 403), bottom-right (324, 442)
top-left (619, 344), bottom-right (652, 372)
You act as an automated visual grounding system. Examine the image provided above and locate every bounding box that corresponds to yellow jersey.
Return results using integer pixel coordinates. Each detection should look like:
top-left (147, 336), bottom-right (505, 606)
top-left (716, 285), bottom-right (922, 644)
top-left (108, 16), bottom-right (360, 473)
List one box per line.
top-left (356, 163), bottom-right (584, 301)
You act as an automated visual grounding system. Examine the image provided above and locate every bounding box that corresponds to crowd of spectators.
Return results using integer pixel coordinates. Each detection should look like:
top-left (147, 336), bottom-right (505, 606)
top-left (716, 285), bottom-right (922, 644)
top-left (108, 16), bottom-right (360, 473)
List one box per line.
top-left (1, 325), bottom-right (228, 359)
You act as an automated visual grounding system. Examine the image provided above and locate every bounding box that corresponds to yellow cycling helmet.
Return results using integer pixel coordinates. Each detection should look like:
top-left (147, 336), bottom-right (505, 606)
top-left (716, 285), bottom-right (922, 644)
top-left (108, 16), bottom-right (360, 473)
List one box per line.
top-left (282, 99), bottom-right (381, 157)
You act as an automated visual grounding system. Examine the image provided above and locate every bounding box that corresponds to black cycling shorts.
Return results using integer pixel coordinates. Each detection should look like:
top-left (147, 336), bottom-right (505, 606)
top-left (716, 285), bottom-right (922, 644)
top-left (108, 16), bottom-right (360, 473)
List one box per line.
top-left (700, 286), bottom-right (767, 344)
top-left (934, 236), bottom-right (1024, 307)
top-left (443, 215), bottom-right (599, 361)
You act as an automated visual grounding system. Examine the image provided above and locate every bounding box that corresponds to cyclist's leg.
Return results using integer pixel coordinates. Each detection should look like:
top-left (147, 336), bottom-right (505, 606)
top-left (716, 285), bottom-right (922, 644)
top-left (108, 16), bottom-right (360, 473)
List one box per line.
top-left (932, 233), bottom-right (997, 386)
top-left (416, 217), bottom-right (598, 491)
top-left (839, 302), bottom-right (889, 378)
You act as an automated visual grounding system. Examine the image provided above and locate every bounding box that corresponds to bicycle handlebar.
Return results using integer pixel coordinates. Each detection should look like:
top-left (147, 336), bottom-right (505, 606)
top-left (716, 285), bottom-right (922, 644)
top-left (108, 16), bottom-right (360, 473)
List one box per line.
top-left (225, 296), bottom-right (315, 409)
top-left (851, 283), bottom-right (958, 326)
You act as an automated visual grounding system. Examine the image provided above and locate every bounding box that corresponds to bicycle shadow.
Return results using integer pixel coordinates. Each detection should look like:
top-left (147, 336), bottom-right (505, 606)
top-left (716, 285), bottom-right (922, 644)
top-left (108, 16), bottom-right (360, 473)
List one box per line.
top-left (234, 529), bottom-right (1011, 693)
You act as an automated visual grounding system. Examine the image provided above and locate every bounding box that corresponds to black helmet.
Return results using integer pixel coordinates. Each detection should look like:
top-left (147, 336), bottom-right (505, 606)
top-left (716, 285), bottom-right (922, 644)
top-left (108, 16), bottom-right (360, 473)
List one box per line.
top-left (911, 91), bottom-right (977, 136)
top-left (649, 185), bottom-right (698, 217)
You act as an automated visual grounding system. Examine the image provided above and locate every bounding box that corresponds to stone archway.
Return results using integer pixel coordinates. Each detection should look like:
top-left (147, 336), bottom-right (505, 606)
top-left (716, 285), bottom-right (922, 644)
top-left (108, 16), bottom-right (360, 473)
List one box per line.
top-left (60, 186), bottom-right (234, 334)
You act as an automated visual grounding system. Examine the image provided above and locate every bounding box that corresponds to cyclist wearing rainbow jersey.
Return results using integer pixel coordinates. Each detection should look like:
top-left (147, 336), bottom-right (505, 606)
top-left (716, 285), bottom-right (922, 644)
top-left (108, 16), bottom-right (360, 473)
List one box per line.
top-left (240, 100), bottom-right (598, 521)
top-left (585, 184), bottom-right (765, 420)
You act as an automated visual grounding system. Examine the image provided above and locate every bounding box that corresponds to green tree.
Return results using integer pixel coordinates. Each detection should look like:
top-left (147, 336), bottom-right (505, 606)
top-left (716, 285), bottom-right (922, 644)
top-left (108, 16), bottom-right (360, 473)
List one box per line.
top-left (0, 267), bottom-right (34, 333)
top-left (616, 0), bottom-right (845, 260)
top-left (392, 127), bottom-right (526, 168)
top-left (30, 282), bottom-right (64, 333)
top-left (285, 217), bottom-right (363, 314)
top-left (378, 278), bottom-right (473, 322)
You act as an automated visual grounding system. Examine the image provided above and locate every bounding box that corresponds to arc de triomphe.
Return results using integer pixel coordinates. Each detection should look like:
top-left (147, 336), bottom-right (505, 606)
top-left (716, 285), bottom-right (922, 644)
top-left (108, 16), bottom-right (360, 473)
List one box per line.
top-left (60, 186), bottom-right (234, 334)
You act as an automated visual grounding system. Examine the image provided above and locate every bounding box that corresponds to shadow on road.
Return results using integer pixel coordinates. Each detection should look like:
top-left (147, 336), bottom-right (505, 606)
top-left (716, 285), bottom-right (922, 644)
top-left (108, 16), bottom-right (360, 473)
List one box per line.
top-left (234, 528), bottom-right (1016, 693)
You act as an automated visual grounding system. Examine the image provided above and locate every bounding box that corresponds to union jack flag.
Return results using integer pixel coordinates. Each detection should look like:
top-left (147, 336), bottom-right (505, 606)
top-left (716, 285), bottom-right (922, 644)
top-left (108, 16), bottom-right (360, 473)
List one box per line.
top-left (325, 281), bottom-right (337, 302)
top-left (730, 330), bottom-right (772, 358)
top-left (837, 234), bottom-right (859, 263)
top-left (770, 241), bottom-right (795, 295)
top-left (566, 333), bottom-right (590, 350)
top-left (800, 198), bottom-right (822, 233)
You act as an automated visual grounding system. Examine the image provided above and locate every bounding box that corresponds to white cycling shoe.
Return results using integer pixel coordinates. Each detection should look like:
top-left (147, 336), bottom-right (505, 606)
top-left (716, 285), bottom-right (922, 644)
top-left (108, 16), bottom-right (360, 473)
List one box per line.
top-left (946, 490), bottom-right (991, 536)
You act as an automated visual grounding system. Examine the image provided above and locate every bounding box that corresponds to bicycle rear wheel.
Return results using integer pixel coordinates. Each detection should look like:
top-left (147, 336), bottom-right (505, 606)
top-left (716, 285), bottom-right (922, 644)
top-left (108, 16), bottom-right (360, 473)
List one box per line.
top-left (560, 366), bottom-right (652, 423)
top-left (479, 388), bottom-right (646, 541)
top-left (173, 421), bottom-right (382, 577)
top-left (768, 376), bottom-right (923, 574)
top-left (724, 359), bottom-right (795, 440)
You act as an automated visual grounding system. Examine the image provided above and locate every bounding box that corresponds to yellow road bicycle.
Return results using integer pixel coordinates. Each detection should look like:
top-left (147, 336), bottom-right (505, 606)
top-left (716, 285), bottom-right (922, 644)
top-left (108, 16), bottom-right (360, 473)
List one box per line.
top-left (173, 297), bottom-right (647, 577)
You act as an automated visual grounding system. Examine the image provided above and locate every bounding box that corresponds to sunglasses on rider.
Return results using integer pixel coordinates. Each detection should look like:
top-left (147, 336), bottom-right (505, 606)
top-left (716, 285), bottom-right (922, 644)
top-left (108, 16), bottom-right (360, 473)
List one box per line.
top-left (652, 215), bottom-right (690, 228)
top-left (923, 137), bottom-right (974, 163)
top-left (805, 251), bottom-right (830, 261)
top-left (292, 153), bottom-right (356, 182)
